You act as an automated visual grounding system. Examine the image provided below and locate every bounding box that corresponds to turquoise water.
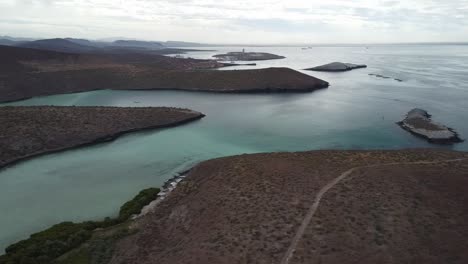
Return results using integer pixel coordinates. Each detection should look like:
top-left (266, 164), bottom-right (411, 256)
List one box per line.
top-left (1, 45), bottom-right (468, 251)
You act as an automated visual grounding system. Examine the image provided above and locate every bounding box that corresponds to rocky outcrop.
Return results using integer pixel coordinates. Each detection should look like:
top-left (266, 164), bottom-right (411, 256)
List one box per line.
top-left (397, 108), bottom-right (463, 144)
top-left (305, 62), bottom-right (367, 72)
top-left (213, 52), bottom-right (285, 61)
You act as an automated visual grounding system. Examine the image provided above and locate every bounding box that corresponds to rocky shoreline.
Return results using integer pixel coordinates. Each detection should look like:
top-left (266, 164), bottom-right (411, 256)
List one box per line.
top-left (137, 168), bottom-right (192, 218)
top-left (0, 106), bottom-right (205, 169)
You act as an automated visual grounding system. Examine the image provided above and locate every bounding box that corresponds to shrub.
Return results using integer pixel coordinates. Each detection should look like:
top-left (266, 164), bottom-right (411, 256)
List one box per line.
top-left (118, 188), bottom-right (160, 222)
top-left (0, 188), bottom-right (160, 264)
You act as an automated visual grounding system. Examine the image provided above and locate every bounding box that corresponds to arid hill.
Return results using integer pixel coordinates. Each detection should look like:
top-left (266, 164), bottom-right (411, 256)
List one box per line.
top-left (0, 45), bottom-right (329, 103)
top-left (109, 149), bottom-right (468, 264)
top-left (0, 106), bottom-right (204, 168)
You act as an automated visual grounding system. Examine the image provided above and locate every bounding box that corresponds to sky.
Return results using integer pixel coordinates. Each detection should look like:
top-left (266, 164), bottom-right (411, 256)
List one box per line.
top-left (1, 0), bottom-right (468, 44)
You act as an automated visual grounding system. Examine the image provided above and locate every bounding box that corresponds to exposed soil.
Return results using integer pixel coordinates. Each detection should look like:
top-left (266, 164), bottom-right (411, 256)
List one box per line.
top-left (0, 45), bottom-right (328, 103)
top-left (109, 150), bottom-right (468, 264)
top-left (0, 106), bottom-right (204, 169)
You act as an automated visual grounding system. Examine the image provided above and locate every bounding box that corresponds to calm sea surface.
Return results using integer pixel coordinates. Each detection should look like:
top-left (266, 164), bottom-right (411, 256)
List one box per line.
top-left (1, 45), bottom-right (468, 251)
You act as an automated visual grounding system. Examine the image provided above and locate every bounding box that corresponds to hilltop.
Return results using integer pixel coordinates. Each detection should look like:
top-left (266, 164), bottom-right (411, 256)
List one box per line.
top-left (109, 149), bottom-right (468, 264)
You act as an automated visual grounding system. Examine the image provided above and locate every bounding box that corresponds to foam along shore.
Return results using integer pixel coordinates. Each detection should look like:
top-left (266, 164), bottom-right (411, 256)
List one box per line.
top-left (0, 106), bottom-right (205, 168)
top-left (213, 51), bottom-right (285, 61)
top-left (305, 62), bottom-right (367, 72)
top-left (397, 108), bottom-right (463, 144)
top-left (137, 169), bottom-right (191, 218)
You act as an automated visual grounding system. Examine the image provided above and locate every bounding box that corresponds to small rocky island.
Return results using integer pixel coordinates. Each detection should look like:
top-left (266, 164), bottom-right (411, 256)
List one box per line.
top-left (305, 62), bottom-right (367, 72)
top-left (0, 106), bottom-right (205, 168)
top-left (397, 108), bottom-right (463, 144)
top-left (213, 51), bottom-right (285, 61)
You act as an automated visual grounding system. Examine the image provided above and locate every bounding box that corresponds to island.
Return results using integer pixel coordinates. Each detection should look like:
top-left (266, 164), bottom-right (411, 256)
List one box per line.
top-left (0, 45), bottom-right (327, 103)
top-left (213, 51), bottom-right (286, 61)
top-left (305, 62), bottom-right (367, 72)
top-left (0, 106), bottom-right (205, 168)
top-left (397, 108), bottom-right (463, 144)
top-left (7, 150), bottom-right (466, 264)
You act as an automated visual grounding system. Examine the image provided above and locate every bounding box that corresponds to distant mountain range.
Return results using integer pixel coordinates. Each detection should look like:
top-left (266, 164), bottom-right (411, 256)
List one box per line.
top-left (17, 38), bottom-right (99, 53)
top-left (0, 37), bottom-right (214, 54)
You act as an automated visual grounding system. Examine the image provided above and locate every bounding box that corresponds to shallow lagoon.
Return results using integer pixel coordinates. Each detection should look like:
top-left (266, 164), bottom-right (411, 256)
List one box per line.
top-left (1, 44), bottom-right (468, 251)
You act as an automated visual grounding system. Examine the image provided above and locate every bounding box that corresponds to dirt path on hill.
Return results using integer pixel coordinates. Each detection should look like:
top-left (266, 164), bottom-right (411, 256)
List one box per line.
top-left (280, 158), bottom-right (468, 264)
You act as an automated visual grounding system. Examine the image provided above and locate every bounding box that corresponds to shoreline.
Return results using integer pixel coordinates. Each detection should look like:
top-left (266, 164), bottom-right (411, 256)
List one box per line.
top-left (137, 167), bottom-right (193, 218)
top-left (1, 83), bottom-right (328, 105)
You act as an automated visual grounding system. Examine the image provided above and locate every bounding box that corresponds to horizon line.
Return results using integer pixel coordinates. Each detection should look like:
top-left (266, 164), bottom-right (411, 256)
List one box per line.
top-left (2, 35), bottom-right (468, 46)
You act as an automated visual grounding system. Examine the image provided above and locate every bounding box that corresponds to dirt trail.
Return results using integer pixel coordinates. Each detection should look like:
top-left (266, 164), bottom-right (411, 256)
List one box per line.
top-left (280, 158), bottom-right (468, 264)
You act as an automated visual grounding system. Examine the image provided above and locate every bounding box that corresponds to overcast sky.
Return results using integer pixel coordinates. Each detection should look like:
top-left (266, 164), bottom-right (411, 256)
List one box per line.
top-left (1, 0), bottom-right (468, 44)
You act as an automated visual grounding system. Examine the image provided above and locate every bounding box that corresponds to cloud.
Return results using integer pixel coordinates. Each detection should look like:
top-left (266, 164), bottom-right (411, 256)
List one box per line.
top-left (0, 0), bottom-right (467, 43)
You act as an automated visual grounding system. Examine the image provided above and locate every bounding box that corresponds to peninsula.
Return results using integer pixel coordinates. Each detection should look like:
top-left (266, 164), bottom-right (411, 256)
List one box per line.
top-left (0, 106), bottom-right (205, 168)
top-left (0, 45), bottom-right (327, 103)
top-left (111, 150), bottom-right (468, 263)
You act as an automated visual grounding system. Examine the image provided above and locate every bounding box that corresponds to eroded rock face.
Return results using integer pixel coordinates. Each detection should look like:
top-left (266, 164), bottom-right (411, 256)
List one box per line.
top-left (397, 108), bottom-right (463, 144)
top-left (305, 62), bottom-right (367, 72)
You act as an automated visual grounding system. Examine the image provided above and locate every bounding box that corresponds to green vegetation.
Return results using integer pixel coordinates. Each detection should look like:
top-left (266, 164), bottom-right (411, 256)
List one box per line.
top-left (0, 188), bottom-right (160, 264)
top-left (55, 224), bottom-right (134, 264)
top-left (118, 188), bottom-right (160, 222)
